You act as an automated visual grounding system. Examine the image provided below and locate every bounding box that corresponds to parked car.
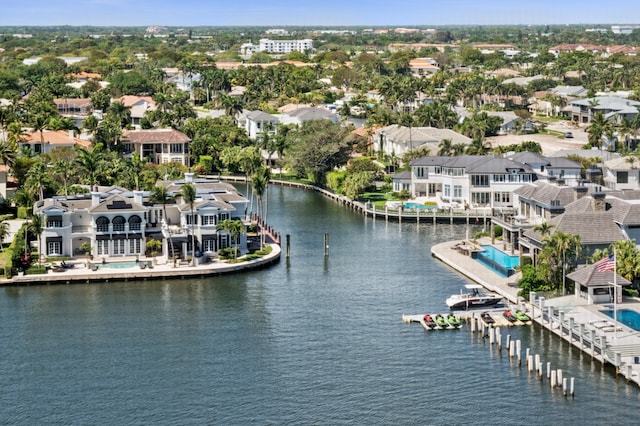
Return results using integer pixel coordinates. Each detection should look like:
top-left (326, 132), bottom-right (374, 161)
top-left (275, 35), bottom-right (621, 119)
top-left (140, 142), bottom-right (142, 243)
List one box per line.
top-left (565, 132), bottom-right (573, 138)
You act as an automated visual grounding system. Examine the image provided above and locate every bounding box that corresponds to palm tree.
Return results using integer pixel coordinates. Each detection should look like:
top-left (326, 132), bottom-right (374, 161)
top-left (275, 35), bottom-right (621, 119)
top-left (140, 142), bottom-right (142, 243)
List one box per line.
top-left (218, 219), bottom-right (245, 259)
top-left (0, 140), bottom-right (17, 170)
top-left (74, 145), bottom-right (103, 189)
top-left (533, 221), bottom-right (554, 240)
top-left (251, 167), bottom-right (270, 249)
top-left (106, 101), bottom-right (131, 129)
top-left (151, 185), bottom-right (176, 266)
top-left (25, 160), bottom-right (50, 201)
top-left (28, 214), bottom-right (44, 267)
top-left (181, 182), bottom-right (197, 266)
top-left (438, 138), bottom-right (453, 156)
top-left (53, 159), bottom-right (71, 197)
top-left (587, 112), bottom-right (608, 149)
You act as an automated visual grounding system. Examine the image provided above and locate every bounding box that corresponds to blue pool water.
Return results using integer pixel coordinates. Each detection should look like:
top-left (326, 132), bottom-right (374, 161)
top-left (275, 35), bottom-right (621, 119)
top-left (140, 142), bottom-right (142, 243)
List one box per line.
top-left (603, 309), bottom-right (640, 331)
top-left (403, 202), bottom-right (436, 209)
top-left (475, 245), bottom-right (520, 277)
top-left (96, 261), bottom-right (140, 269)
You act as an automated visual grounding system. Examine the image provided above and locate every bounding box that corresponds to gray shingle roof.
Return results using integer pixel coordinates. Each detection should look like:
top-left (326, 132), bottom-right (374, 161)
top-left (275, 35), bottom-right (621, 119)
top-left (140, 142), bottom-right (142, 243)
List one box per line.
top-left (566, 263), bottom-right (631, 287)
top-left (516, 181), bottom-right (583, 207)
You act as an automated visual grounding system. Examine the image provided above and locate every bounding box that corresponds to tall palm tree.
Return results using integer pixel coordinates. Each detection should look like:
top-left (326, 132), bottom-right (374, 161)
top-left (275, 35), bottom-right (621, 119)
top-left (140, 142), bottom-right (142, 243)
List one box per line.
top-left (438, 138), bottom-right (453, 156)
top-left (25, 160), bottom-right (50, 201)
top-left (151, 185), bottom-right (176, 265)
top-left (28, 214), bottom-right (44, 267)
top-left (251, 167), bottom-right (271, 249)
top-left (181, 182), bottom-right (197, 266)
top-left (53, 159), bottom-right (70, 197)
top-left (0, 140), bottom-right (17, 170)
top-left (218, 219), bottom-right (245, 259)
top-left (74, 145), bottom-right (103, 190)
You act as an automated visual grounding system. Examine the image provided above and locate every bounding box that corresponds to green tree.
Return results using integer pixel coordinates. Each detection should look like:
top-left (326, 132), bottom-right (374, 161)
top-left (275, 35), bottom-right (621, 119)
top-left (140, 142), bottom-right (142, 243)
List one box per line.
top-left (151, 185), bottom-right (176, 265)
top-left (284, 120), bottom-right (353, 184)
top-left (180, 182), bottom-right (197, 266)
top-left (218, 219), bottom-right (245, 259)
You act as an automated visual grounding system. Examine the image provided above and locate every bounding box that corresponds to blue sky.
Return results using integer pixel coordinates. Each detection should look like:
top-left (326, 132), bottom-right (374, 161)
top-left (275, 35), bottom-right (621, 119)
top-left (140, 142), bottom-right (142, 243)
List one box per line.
top-left (2, 0), bottom-right (638, 27)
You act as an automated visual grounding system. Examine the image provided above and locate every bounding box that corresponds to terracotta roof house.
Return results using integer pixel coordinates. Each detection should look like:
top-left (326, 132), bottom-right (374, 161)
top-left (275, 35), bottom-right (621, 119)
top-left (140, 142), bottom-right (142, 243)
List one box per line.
top-left (21, 130), bottom-right (90, 154)
top-left (121, 129), bottom-right (191, 166)
top-left (116, 96), bottom-right (156, 126)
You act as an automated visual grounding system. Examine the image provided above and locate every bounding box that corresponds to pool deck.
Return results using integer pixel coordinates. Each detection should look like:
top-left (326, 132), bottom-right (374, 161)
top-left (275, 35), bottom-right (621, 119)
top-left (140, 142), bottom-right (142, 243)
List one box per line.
top-left (432, 238), bottom-right (640, 387)
top-left (1, 244), bottom-right (281, 286)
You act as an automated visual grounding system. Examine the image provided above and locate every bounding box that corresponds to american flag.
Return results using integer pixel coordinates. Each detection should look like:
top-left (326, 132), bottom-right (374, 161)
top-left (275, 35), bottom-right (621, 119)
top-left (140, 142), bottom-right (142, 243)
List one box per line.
top-left (596, 255), bottom-right (615, 272)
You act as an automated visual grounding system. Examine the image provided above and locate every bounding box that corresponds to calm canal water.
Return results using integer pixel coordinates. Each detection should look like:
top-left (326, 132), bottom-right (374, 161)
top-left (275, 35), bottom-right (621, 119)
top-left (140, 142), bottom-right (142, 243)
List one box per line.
top-left (1, 185), bottom-right (639, 425)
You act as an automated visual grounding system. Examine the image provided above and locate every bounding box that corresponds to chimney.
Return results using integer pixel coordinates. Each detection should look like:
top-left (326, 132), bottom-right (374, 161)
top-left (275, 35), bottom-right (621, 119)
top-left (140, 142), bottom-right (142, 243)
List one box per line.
top-left (133, 190), bottom-right (144, 205)
top-left (185, 172), bottom-right (194, 183)
top-left (591, 192), bottom-right (606, 211)
top-left (91, 192), bottom-right (101, 207)
top-left (574, 186), bottom-right (588, 201)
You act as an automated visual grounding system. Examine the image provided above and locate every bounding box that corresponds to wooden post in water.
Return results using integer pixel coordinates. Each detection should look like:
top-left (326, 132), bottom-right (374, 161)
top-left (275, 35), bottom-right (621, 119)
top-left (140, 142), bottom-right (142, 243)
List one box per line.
top-left (324, 234), bottom-right (329, 256)
top-left (550, 370), bottom-right (557, 388)
top-left (547, 362), bottom-right (551, 379)
top-left (286, 234), bottom-right (291, 257)
top-left (563, 378), bottom-right (568, 396)
top-left (516, 340), bottom-right (521, 364)
top-left (506, 334), bottom-right (511, 351)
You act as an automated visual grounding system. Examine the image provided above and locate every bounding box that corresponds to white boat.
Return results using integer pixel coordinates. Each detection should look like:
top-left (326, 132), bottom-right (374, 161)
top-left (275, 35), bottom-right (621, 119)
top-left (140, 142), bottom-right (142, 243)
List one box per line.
top-left (446, 284), bottom-right (503, 310)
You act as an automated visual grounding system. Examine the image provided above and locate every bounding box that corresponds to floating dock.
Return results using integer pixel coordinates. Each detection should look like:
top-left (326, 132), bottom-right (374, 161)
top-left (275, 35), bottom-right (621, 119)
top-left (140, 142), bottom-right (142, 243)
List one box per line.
top-left (403, 309), bottom-right (532, 330)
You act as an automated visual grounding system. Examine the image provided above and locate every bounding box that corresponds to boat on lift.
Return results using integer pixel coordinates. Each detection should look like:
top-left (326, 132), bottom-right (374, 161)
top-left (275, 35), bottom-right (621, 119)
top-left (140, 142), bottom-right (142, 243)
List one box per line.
top-left (445, 284), bottom-right (503, 310)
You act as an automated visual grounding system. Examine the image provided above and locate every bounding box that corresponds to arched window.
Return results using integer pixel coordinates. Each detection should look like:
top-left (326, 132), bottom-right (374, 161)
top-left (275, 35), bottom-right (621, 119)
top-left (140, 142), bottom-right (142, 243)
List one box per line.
top-left (128, 215), bottom-right (142, 231)
top-left (96, 216), bottom-right (109, 232)
top-left (113, 216), bottom-right (126, 232)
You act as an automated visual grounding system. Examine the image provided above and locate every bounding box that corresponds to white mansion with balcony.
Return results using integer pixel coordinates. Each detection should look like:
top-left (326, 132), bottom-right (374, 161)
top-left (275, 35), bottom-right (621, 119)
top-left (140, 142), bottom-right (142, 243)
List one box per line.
top-left (394, 153), bottom-right (583, 210)
top-left (35, 173), bottom-right (249, 262)
top-left (403, 155), bottom-right (535, 209)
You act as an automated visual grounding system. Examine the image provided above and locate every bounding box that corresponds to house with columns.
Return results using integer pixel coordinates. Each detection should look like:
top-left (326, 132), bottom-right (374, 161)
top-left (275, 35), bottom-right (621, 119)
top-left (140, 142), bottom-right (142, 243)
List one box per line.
top-left (34, 173), bottom-right (249, 262)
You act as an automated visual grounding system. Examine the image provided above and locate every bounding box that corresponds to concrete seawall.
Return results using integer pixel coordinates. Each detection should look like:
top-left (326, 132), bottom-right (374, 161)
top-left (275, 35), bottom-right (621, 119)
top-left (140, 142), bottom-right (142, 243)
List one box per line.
top-left (3, 244), bottom-right (281, 286)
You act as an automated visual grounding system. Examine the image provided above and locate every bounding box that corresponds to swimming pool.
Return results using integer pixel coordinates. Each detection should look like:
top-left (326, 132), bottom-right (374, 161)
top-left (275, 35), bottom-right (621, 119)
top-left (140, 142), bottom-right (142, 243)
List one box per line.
top-left (603, 309), bottom-right (640, 331)
top-left (474, 245), bottom-right (520, 277)
top-left (96, 261), bottom-right (140, 269)
top-left (403, 202), bottom-right (436, 210)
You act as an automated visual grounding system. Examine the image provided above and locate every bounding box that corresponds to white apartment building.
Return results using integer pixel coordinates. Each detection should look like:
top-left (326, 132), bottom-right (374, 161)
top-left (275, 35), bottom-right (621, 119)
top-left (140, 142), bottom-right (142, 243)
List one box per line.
top-left (258, 38), bottom-right (313, 54)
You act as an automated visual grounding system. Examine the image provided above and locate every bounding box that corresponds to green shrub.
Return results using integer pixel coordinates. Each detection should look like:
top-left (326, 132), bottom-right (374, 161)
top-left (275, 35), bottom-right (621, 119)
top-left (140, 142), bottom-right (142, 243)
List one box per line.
top-left (218, 247), bottom-right (238, 259)
top-left (25, 266), bottom-right (46, 275)
top-left (17, 207), bottom-right (28, 219)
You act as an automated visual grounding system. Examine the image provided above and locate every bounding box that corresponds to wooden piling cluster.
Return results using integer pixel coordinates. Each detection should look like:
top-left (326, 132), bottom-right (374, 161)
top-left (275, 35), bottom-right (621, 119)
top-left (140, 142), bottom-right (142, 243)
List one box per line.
top-left (468, 313), bottom-right (576, 398)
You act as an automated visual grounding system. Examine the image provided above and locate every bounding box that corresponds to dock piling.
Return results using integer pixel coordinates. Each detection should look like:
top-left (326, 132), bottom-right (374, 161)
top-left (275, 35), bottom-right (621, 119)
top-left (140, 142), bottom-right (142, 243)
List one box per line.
top-left (286, 234), bottom-right (291, 257)
top-left (324, 233), bottom-right (329, 256)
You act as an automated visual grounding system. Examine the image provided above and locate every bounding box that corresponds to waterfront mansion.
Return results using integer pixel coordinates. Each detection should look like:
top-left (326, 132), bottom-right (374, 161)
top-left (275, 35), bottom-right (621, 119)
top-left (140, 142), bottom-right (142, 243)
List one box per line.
top-left (34, 173), bottom-right (249, 262)
top-left (393, 152), bottom-right (582, 209)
